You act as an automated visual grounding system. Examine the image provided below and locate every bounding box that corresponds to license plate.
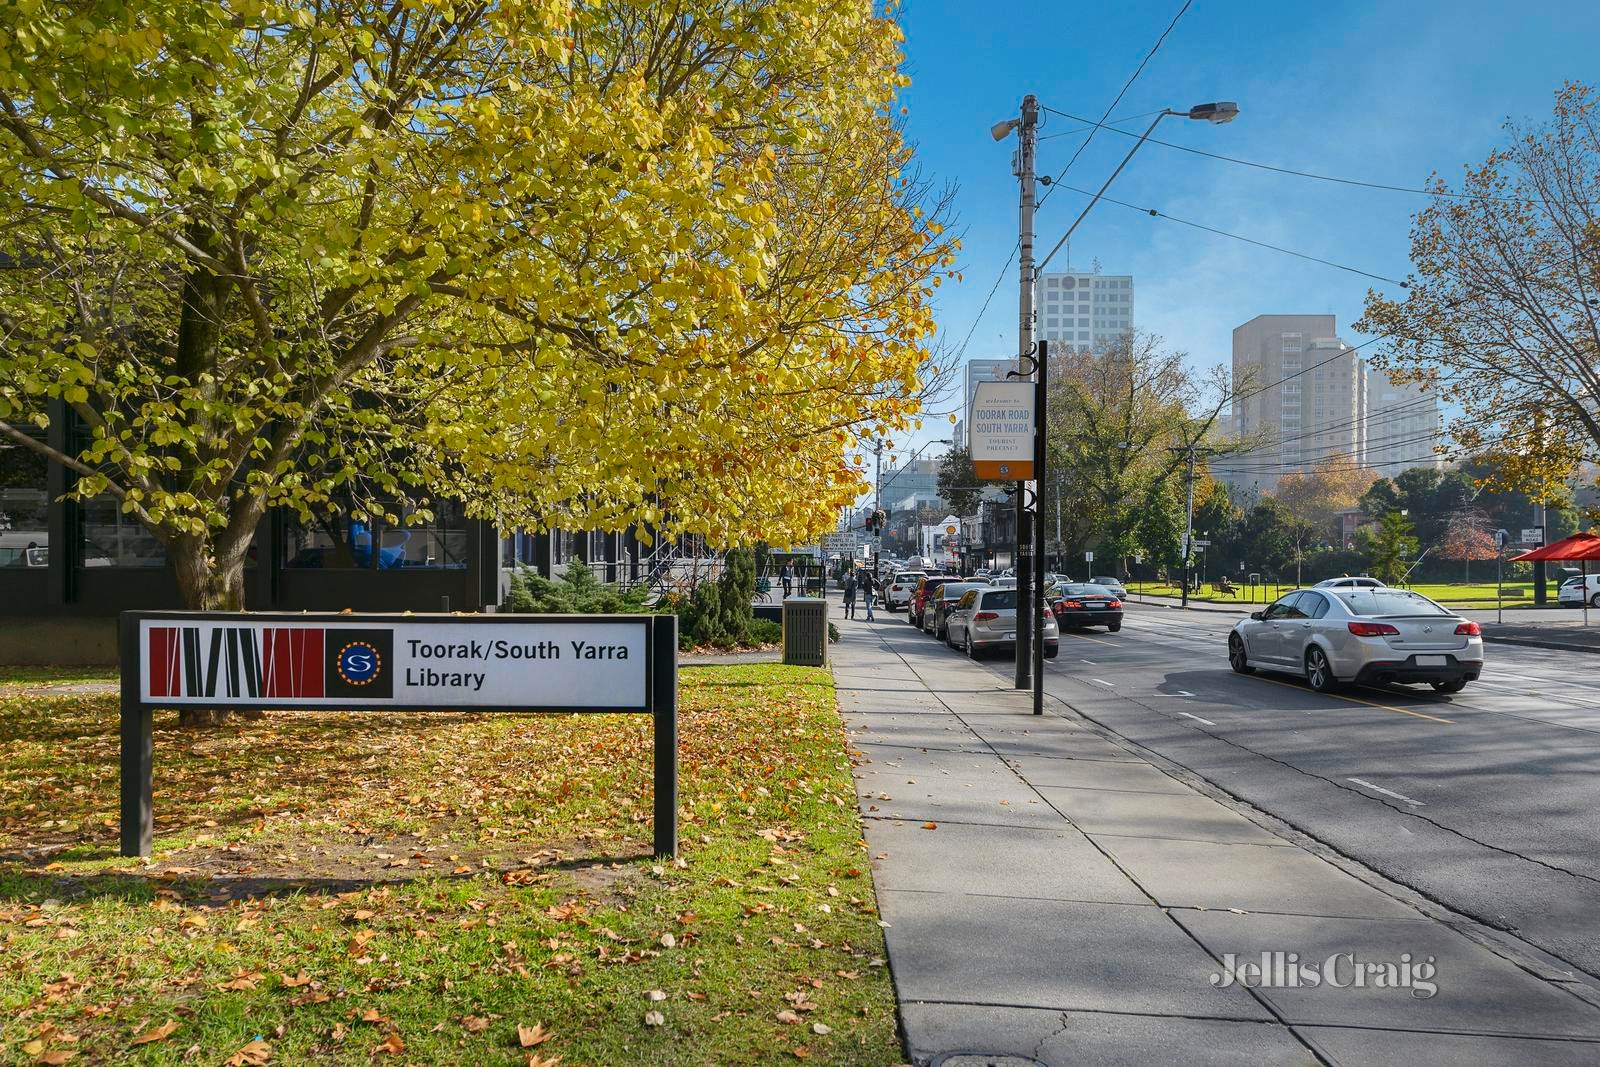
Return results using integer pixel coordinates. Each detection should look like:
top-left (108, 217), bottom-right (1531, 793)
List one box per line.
top-left (1416, 655), bottom-right (1448, 666)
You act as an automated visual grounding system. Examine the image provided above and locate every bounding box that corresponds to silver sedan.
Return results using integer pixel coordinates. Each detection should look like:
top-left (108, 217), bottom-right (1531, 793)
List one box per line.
top-left (1228, 587), bottom-right (1484, 694)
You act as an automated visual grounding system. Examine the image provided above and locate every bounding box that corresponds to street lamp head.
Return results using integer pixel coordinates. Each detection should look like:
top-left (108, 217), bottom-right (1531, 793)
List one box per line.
top-left (1185, 101), bottom-right (1240, 124)
top-left (990, 118), bottom-right (1019, 142)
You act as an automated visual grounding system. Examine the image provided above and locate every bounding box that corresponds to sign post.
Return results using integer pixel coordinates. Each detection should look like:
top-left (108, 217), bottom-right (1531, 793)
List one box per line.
top-left (120, 611), bottom-right (678, 859)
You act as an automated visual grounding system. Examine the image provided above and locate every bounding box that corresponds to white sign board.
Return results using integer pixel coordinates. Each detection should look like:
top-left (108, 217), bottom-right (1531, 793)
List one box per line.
top-left (969, 381), bottom-right (1035, 463)
top-left (1521, 528), bottom-right (1543, 545)
top-left (1084, 551), bottom-right (1094, 562)
top-left (138, 616), bottom-right (650, 711)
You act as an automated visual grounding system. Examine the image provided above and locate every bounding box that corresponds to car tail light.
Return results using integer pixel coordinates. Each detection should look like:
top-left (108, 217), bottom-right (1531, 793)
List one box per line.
top-left (1108, 599), bottom-right (1122, 608)
top-left (974, 611), bottom-right (999, 622)
top-left (1347, 621), bottom-right (1400, 636)
top-left (1454, 621), bottom-right (1481, 636)
top-left (1061, 600), bottom-right (1083, 609)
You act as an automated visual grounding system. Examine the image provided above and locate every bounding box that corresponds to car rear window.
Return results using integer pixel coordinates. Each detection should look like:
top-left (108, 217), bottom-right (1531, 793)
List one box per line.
top-left (1337, 589), bottom-right (1450, 616)
top-left (1059, 584), bottom-right (1105, 595)
top-left (979, 590), bottom-right (1019, 610)
top-left (893, 572), bottom-right (923, 583)
top-left (940, 583), bottom-right (980, 599)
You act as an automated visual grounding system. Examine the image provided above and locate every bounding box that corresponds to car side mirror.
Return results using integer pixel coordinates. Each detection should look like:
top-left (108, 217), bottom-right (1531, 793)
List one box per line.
top-left (1249, 611), bottom-right (1265, 621)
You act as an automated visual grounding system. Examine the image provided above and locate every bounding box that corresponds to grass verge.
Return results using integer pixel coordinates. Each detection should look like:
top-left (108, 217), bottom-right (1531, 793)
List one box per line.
top-left (0, 664), bottom-right (901, 1065)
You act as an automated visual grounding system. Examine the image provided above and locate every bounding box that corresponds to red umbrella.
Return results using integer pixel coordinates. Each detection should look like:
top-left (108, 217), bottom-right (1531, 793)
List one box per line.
top-left (1509, 531), bottom-right (1600, 626)
top-left (1508, 532), bottom-right (1600, 562)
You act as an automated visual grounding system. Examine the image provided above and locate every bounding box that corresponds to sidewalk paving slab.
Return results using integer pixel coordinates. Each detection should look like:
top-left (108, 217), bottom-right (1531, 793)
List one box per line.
top-left (862, 818), bottom-right (1145, 904)
top-left (1297, 1026), bottom-right (1600, 1066)
top-left (1038, 785), bottom-right (1287, 845)
top-left (876, 890), bottom-right (1276, 1020)
top-left (1001, 754), bottom-right (1195, 793)
top-left (899, 1005), bottom-right (1318, 1067)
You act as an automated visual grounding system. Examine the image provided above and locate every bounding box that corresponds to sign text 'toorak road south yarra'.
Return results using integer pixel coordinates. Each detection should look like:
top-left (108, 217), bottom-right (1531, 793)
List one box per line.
top-left (139, 618), bottom-right (648, 710)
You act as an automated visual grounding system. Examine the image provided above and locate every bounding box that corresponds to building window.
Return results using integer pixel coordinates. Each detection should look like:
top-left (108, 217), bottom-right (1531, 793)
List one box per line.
top-left (0, 434), bottom-right (49, 568)
top-left (283, 500), bottom-right (467, 569)
top-left (79, 495), bottom-right (167, 567)
top-left (1078, 331), bottom-right (1089, 341)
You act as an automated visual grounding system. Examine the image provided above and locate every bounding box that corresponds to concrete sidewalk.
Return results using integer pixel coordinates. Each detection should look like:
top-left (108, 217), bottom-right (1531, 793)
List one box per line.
top-left (831, 611), bottom-right (1600, 1066)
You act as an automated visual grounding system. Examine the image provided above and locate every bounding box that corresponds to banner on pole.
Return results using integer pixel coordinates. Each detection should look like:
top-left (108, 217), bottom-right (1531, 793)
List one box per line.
top-left (970, 381), bottom-right (1035, 480)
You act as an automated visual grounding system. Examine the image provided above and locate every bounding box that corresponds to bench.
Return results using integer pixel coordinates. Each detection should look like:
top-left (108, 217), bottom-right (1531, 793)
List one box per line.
top-left (1209, 581), bottom-right (1237, 598)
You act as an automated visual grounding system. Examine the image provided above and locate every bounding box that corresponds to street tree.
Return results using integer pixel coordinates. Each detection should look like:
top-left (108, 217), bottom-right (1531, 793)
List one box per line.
top-left (1360, 81), bottom-right (1600, 501)
top-left (0, 0), bottom-right (954, 617)
top-left (936, 444), bottom-right (984, 518)
top-left (1367, 511), bottom-right (1421, 585)
top-left (1438, 511), bottom-right (1498, 581)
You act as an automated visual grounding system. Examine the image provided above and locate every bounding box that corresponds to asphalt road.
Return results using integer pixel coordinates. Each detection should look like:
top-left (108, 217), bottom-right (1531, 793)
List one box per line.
top-left (876, 602), bottom-right (1600, 981)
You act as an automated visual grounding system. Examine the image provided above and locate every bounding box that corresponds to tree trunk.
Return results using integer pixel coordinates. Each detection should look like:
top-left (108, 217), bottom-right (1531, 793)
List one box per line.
top-left (170, 534), bottom-right (259, 727)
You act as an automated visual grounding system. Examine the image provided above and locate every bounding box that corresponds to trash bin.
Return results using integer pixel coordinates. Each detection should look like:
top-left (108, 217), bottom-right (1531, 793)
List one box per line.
top-left (782, 597), bottom-right (829, 667)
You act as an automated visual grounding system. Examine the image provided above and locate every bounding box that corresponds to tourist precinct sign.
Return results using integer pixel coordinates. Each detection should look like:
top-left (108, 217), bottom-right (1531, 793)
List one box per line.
top-left (969, 380), bottom-right (1036, 480)
top-left (120, 611), bottom-right (677, 858)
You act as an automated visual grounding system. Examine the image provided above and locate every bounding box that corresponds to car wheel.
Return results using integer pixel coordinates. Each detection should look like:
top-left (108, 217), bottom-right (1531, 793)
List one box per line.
top-left (1107, 621), bottom-right (1122, 633)
top-left (1305, 646), bottom-right (1336, 693)
top-left (1044, 645), bottom-right (1058, 660)
top-left (965, 630), bottom-right (979, 659)
top-left (1591, 593), bottom-right (1600, 608)
top-left (1228, 634), bottom-right (1254, 674)
top-left (1431, 679), bottom-right (1467, 694)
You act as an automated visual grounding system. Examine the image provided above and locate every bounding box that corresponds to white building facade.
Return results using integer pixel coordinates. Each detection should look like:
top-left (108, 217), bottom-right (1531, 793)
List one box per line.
top-left (1034, 270), bottom-right (1134, 356)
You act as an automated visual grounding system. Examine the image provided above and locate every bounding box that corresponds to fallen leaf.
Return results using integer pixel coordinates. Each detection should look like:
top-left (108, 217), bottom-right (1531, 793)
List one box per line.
top-left (129, 1020), bottom-right (179, 1047)
top-left (278, 971), bottom-right (312, 988)
top-left (921, 822), bottom-right (938, 830)
top-left (526, 1055), bottom-right (563, 1067)
top-left (224, 1039), bottom-right (272, 1066)
top-left (643, 1011), bottom-right (665, 1027)
top-left (776, 1010), bottom-right (803, 1025)
top-left (792, 1047), bottom-right (811, 1059)
top-left (812, 1022), bottom-right (833, 1035)
top-left (374, 1033), bottom-right (404, 1055)
top-left (658, 932), bottom-right (676, 949)
top-left (460, 1015), bottom-right (490, 1033)
top-left (360, 1009), bottom-right (389, 1025)
top-left (36, 1052), bottom-right (76, 1066)
top-left (646, 990), bottom-right (667, 1002)
top-left (517, 1022), bottom-right (552, 1048)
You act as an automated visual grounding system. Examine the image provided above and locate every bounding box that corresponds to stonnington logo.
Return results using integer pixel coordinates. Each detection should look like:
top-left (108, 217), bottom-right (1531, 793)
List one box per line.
top-left (335, 641), bottom-right (383, 686)
top-left (1210, 952), bottom-right (1438, 999)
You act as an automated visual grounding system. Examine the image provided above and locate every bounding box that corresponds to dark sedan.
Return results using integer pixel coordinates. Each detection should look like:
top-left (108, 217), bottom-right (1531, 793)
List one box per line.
top-left (1051, 583), bottom-right (1124, 632)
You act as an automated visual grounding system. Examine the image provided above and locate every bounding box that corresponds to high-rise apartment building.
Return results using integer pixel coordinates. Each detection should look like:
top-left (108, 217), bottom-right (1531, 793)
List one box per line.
top-left (957, 357), bottom-right (1017, 449)
top-left (1224, 315), bottom-right (1364, 493)
top-left (1222, 314), bottom-right (1443, 493)
top-left (1034, 269), bottom-right (1134, 355)
top-left (1365, 370), bottom-right (1444, 473)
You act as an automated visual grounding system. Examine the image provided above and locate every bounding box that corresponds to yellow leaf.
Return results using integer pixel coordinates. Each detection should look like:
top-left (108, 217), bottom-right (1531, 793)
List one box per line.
top-left (129, 1020), bottom-right (179, 1046)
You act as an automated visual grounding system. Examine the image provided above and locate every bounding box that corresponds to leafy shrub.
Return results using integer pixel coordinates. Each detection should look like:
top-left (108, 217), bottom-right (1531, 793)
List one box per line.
top-left (748, 618), bottom-right (782, 645)
top-left (502, 563), bottom-right (649, 615)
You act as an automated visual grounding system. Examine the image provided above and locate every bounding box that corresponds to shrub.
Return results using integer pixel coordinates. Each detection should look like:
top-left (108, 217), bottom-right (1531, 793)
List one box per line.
top-left (501, 563), bottom-right (649, 615)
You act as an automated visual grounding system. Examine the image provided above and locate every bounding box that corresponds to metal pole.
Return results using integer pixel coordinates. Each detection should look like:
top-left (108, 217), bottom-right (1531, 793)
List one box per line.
top-left (1032, 342), bottom-right (1048, 715)
top-left (1533, 502), bottom-right (1548, 605)
top-left (1180, 445), bottom-right (1196, 608)
top-left (119, 612), bottom-right (152, 858)
top-left (652, 614), bottom-right (679, 858)
top-left (1013, 94), bottom-right (1039, 692)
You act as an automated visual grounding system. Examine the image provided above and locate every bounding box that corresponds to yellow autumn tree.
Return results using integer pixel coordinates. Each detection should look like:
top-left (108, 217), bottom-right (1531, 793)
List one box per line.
top-left (0, 0), bottom-right (954, 609)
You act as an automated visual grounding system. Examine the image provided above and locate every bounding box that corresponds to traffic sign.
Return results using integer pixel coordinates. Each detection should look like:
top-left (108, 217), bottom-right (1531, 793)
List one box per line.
top-left (1521, 527), bottom-right (1543, 545)
top-left (1084, 551), bottom-right (1094, 562)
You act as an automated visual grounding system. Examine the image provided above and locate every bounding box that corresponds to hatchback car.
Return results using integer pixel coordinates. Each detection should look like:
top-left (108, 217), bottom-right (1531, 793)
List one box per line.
top-left (883, 570), bottom-right (925, 611)
top-left (1228, 587), bottom-right (1483, 694)
top-left (923, 581), bottom-right (986, 637)
top-left (1052, 583), bottom-right (1124, 632)
top-left (909, 574), bottom-right (960, 628)
top-left (945, 587), bottom-right (1059, 659)
top-left (1558, 574), bottom-right (1600, 608)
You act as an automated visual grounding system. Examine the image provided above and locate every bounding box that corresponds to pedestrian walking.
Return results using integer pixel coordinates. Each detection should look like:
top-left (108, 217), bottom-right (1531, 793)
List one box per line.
top-left (860, 569), bottom-right (877, 621)
top-left (780, 561), bottom-right (794, 599)
top-left (842, 570), bottom-right (858, 619)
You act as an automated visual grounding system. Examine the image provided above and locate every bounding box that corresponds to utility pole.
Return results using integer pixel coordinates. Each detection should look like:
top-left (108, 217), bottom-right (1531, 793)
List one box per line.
top-left (1179, 444), bottom-right (1198, 609)
top-left (1533, 500), bottom-right (1548, 605)
top-left (1012, 94), bottom-right (1039, 692)
top-left (873, 440), bottom-right (883, 578)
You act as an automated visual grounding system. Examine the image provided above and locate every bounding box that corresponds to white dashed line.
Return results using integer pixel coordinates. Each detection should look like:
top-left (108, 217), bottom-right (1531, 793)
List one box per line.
top-left (1347, 777), bottom-right (1424, 807)
top-left (1091, 678), bottom-right (1114, 687)
top-left (1176, 690), bottom-right (1196, 697)
top-left (1178, 712), bottom-right (1217, 726)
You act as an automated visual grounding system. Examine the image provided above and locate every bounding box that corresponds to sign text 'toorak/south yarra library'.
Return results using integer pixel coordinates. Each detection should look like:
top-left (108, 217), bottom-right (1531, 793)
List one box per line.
top-left (139, 618), bottom-right (648, 710)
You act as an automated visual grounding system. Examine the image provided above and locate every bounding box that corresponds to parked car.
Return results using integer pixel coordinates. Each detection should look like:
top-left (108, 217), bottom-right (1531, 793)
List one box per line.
top-left (1089, 575), bottom-right (1128, 598)
top-left (923, 581), bottom-right (986, 637)
top-left (883, 570), bottom-right (925, 611)
top-left (1228, 587), bottom-right (1483, 694)
top-left (989, 576), bottom-right (1017, 588)
top-left (1052, 583), bottom-right (1124, 632)
top-left (909, 573), bottom-right (960, 628)
top-left (1313, 576), bottom-right (1386, 590)
top-left (944, 586), bottom-right (1059, 659)
top-left (1558, 574), bottom-right (1600, 608)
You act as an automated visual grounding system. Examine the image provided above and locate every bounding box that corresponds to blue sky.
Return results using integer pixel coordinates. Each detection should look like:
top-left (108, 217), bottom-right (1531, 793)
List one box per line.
top-left (893, 0), bottom-right (1594, 454)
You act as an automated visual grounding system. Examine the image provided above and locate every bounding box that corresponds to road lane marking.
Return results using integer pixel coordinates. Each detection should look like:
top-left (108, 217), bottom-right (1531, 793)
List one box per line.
top-left (1091, 678), bottom-right (1114, 687)
top-left (1176, 690), bottom-right (1196, 697)
top-left (1081, 659), bottom-right (1097, 664)
top-left (1178, 712), bottom-right (1217, 726)
top-left (1248, 674), bottom-right (1455, 724)
top-left (1347, 777), bottom-right (1424, 807)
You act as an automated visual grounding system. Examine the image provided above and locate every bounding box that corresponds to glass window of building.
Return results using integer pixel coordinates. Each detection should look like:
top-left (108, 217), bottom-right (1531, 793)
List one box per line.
top-left (0, 433), bottom-right (49, 568)
top-left (80, 494), bottom-right (167, 567)
top-left (283, 500), bottom-right (467, 569)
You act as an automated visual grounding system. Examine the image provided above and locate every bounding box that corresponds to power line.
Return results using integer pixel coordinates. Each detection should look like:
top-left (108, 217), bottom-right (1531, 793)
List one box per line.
top-left (1052, 182), bottom-right (1411, 287)
top-left (1039, 105), bottom-right (1599, 207)
top-left (1036, 0), bottom-right (1192, 213)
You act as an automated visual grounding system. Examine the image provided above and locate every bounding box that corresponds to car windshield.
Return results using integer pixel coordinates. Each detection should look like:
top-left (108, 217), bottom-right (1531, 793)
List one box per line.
top-left (1336, 589), bottom-right (1451, 617)
top-left (979, 590), bottom-right (1019, 610)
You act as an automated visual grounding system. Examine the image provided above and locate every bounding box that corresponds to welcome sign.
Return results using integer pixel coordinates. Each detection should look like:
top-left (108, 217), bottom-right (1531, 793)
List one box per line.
top-left (138, 616), bottom-right (649, 711)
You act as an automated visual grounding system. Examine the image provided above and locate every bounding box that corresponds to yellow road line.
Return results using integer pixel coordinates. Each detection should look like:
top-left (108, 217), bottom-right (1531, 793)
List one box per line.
top-left (1249, 674), bottom-right (1455, 725)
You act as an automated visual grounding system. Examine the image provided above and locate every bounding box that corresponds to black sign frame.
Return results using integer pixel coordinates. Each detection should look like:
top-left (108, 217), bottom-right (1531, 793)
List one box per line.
top-left (119, 611), bottom-right (678, 859)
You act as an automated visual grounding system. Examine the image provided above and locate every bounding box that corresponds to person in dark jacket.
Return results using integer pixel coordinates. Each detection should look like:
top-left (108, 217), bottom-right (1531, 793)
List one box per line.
top-left (842, 570), bottom-right (858, 619)
top-left (780, 561), bottom-right (794, 599)
top-left (859, 569), bottom-right (877, 621)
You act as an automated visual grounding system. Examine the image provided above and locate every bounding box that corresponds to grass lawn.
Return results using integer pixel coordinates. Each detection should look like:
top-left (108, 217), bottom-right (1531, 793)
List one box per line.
top-left (1125, 581), bottom-right (1541, 607)
top-left (0, 664), bottom-right (902, 1065)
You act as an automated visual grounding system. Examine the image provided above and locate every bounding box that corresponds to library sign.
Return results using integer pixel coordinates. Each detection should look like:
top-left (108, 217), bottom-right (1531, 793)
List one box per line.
top-left (119, 611), bottom-right (678, 858)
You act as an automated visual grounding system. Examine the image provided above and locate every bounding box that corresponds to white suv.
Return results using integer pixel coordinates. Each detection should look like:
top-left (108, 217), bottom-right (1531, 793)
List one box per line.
top-left (884, 570), bottom-right (925, 610)
top-left (1559, 574), bottom-right (1600, 607)
top-left (1314, 576), bottom-right (1386, 590)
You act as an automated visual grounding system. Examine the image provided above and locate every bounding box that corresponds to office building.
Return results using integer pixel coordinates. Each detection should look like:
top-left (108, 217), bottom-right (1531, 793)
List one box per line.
top-left (1366, 369), bottom-right (1444, 473)
top-left (1034, 269), bottom-right (1135, 356)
